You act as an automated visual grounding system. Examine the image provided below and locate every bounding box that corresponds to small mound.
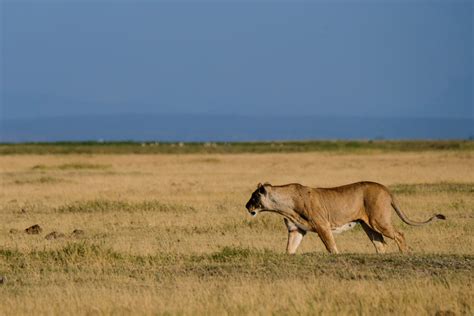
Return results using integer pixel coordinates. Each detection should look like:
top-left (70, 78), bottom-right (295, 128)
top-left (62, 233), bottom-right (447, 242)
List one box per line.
top-left (45, 231), bottom-right (65, 240)
top-left (71, 229), bottom-right (85, 237)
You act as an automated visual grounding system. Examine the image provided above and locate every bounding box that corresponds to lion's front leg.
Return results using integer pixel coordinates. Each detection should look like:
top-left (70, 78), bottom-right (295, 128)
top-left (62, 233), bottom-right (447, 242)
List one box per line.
top-left (314, 223), bottom-right (339, 254)
top-left (284, 218), bottom-right (306, 254)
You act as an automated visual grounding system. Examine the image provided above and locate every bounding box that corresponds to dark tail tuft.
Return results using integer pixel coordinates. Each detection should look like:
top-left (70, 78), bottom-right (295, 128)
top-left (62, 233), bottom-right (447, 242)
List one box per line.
top-left (436, 214), bottom-right (446, 220)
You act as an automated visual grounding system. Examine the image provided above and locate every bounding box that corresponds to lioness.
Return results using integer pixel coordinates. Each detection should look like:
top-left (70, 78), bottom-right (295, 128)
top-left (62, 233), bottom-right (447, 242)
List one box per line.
top-left (245, 182), bottom-right (445, 254)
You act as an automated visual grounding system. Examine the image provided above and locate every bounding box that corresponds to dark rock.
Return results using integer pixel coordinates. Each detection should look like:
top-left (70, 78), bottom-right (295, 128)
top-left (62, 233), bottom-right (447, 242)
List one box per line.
top-left (9, 228), bottom-right (20, 234)
top-left (25, 224), bottom-right (42, 234)
top-left (0, 275), bottom-right (6, 285)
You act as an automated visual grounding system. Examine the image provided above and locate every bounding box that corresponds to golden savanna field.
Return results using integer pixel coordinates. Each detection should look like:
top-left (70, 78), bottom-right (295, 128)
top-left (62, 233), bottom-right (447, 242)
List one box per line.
top-left (0, 142), bottom-right (473, 315)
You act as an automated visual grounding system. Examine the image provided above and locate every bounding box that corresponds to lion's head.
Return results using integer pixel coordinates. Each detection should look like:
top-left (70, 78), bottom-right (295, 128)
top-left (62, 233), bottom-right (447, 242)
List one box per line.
top-left (245, 183), bottom-right (272, 217)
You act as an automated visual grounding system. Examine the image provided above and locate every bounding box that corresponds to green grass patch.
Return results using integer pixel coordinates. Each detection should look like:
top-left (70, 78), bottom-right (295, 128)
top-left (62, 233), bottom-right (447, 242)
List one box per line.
top-left (1, 243), bottom-right (472, 283)
top-left (31, 163), bottom-right (110, 170)
top-left (390, 182), bottom-right (474, 195)
top-left (1, 140), bottom-right (472, 155)
top-left (13, 176), bottom-right (64, 185)
top-left (55, 199), bottom-right (193, 213)
top-left (209, 246), bottom-right (253, 262)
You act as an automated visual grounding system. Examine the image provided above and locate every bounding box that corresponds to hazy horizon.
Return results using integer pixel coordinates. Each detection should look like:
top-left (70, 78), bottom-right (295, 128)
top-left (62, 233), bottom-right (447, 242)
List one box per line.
top-left (2, 114), bottom-right (472, 142)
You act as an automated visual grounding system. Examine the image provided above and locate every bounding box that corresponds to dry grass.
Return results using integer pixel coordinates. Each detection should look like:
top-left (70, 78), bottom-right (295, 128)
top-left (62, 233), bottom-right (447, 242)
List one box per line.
top-left (0, 150), bottom-right (473, 315)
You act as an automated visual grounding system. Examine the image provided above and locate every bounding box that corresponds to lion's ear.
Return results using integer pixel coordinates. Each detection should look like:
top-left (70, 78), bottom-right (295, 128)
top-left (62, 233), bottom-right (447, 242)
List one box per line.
top-left (257, 182), bottom-right (270, 194)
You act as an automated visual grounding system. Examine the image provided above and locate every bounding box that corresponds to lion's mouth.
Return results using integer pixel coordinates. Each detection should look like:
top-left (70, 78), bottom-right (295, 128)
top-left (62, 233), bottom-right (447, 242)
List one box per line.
top-left (248, 208), bottom-right (264, 217)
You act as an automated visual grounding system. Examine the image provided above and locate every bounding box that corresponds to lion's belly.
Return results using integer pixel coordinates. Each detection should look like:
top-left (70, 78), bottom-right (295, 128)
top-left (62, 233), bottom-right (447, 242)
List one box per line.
top-left (331, 222), bottom-right (357, 234)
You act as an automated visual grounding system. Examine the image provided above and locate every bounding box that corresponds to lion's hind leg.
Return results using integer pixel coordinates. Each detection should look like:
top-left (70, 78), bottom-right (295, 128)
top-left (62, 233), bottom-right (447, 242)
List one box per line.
top-left (392, 230), bottom-right (408, 253)
top-left (360, 221), bottom-right (386, 254)
top-left (370, 221), bottom-right (408, 253)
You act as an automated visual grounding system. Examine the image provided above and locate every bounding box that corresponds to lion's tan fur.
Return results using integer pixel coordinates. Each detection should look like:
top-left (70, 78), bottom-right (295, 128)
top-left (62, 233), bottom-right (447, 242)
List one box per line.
top-left (245, 181), bottom-right (445, 254)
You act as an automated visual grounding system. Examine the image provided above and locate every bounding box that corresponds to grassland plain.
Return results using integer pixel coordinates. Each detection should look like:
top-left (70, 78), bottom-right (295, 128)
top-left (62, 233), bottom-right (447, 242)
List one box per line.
top-left (0, 143), bottom-right (473, 315)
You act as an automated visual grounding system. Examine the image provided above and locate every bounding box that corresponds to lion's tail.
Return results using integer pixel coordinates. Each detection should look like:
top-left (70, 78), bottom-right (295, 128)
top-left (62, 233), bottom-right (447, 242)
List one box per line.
top-left (391, 199), bottom-right (446, 226)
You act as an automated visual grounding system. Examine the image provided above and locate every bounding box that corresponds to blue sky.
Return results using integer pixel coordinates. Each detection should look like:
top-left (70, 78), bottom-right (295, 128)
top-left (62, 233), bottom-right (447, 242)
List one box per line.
top-left (1, 0), bottom-right (472, 120)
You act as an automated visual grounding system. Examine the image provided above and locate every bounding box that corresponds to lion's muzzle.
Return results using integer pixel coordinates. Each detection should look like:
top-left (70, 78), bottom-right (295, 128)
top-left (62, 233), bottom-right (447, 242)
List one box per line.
top-left (245, 201), bottom-right (259, 217)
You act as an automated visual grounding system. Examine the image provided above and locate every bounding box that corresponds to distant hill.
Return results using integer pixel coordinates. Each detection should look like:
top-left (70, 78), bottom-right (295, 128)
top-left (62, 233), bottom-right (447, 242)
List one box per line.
top-left (1, 114), bottom-right (472, 142)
